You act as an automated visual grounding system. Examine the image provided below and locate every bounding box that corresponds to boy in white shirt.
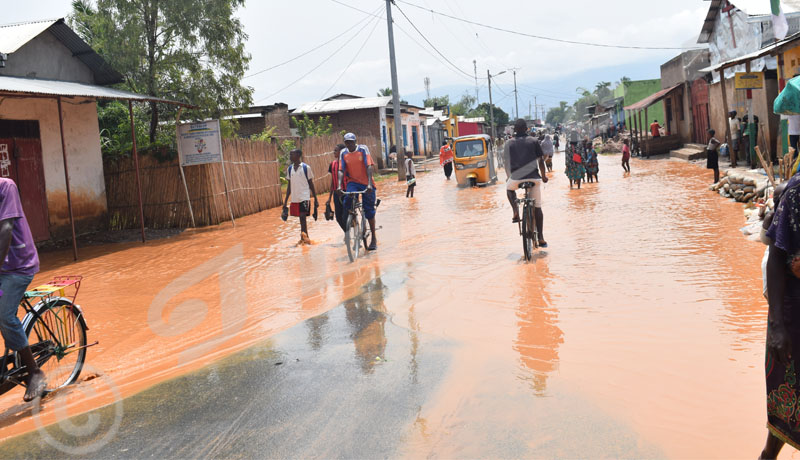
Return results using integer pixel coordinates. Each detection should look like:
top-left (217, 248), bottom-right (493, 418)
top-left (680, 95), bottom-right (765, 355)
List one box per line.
top-left (282, 149), bottom-right (318, 245)
top-left (405, 151), bottom-right (416, 198)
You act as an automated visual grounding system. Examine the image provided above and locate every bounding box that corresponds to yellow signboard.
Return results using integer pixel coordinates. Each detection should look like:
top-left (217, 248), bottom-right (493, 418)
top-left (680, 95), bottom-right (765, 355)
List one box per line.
top-left (735, 72), bottom-right (764, 90)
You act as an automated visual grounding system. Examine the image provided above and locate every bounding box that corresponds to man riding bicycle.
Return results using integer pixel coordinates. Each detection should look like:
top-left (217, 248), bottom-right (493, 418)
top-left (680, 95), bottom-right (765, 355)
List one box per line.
top-left (0, 178), bottom-right (46, 401)
top-left (504, 119), bottom-right (549, 248)
top-left (338, 133), bottom-right (378, 251)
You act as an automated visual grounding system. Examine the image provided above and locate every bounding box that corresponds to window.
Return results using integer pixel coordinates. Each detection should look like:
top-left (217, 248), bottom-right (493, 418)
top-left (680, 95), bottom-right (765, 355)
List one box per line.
top-left (402, 124), bottom-right (408, 146)
top-left (678, 95), bottom-right (685, 121)
top-left (455, 139), bottom-right (485, 158)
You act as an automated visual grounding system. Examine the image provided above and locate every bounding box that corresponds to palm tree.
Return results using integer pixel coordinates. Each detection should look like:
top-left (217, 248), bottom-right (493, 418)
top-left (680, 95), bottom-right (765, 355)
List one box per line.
top-left (377, 88), bottom-right (393, 97)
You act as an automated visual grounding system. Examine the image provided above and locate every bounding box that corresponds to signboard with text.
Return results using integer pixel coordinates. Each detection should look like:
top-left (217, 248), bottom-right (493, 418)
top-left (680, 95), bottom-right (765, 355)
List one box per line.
top-left (178, 120), bottom-right (223, 166)
top-left (734, 72), bottom-right (764, 90)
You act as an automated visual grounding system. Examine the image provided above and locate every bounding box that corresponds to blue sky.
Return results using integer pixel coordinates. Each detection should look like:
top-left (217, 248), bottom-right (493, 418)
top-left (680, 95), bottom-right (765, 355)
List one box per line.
top-left (6, 0), bottom-right (709, 117)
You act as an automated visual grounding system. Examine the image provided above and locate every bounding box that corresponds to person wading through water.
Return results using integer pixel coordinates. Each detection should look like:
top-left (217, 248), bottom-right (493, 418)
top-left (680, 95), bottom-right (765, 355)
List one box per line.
top-left (439, 140), bottom-right (454, 179)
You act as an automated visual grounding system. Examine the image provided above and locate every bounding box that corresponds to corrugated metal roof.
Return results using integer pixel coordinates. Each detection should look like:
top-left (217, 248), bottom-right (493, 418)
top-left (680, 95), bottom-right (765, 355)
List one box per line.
top-left (0, 75), bottom-right (191, 106)
top-left (699, 0), bottom-right (800, 43)
top-left (293, 96), bottom-right (392, 114)
top-left (0, 19), bottom-right (56, 53)
top-left (624, 84), bottom-right (682, 111)
top-left (700, 30), bottom-right (800, 71)
top-left (0, 18), bottom-right (123, 85)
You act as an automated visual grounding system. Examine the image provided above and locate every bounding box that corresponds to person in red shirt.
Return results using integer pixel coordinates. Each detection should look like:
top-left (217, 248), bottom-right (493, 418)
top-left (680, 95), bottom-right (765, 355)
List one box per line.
top-left (326, 143), bottom-right (347, 232)
top-left (622, 138), bottom-right (631, 173)
top-left (338, 133), bottom-right (378, 251)
top-left (439, 140), bottom-right (454, 179)
top-left (650, 119), bottom-right (661, 138)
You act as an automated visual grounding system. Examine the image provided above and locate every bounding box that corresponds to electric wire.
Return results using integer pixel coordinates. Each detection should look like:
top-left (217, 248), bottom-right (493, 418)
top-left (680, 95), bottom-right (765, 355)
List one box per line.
top-left (254, 12), bottom-right (382, 103)
top-left (318, 11), bottom-right (383, 100)
top-left (244, 6), bottom-right (380, 79)
top-left (394, 0), bottom-right (698, 51)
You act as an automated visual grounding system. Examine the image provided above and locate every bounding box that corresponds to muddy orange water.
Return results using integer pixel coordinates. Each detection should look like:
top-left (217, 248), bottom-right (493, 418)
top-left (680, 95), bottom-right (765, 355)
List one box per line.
top-left (0, 151), bottom-right (783, 457)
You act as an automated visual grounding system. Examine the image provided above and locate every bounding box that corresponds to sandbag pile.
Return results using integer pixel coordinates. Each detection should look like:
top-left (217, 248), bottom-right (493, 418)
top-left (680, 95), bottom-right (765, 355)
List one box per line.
top-left (711, 170), bottom-right (769, 204)
top-left (598, 137), bottom-right (623, 154)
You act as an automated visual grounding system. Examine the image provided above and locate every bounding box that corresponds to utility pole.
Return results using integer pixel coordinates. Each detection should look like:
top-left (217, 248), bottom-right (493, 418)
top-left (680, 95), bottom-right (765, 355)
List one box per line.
top-left (488, 69), bottom-right (496, 140)
top-left (513, 70), bottom-right (519, 120)
top-left (529, 101), bottom-right (532, 119)
top-left (487, 69), bottom-right (507, 141)
top-left (385, 0), bottom-right (405, 180)
top-left (473, 60), bottom-right (479, 104)
top-left (534, 96), bottom-right (537, 121)
top-left (424, 77), bottom-right (431, 101)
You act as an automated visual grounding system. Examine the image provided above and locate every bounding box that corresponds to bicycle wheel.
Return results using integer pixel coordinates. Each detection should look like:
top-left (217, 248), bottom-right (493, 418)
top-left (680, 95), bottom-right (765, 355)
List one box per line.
top-left (345, 213), bottom-right (361, 262)
top-left (529, 202), bottom-right (539, 250)
top-left (522, 205), bottom-right (533, 261)
top-left (22, 299), bottom-right (87, 392)
top-left (360, 211), bottom-right (368, 250)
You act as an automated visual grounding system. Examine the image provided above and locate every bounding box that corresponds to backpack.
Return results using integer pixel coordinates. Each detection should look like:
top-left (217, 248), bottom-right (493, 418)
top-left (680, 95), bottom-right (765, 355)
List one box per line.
top-left (289, 163), bottom-right (309, 181)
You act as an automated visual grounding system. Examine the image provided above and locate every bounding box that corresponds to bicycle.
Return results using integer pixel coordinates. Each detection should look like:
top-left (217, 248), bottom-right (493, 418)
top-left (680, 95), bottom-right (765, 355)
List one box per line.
top-left (515, 182), bottom-right (539, 261)
top-left (341, 190), bottom-right (370, 262)
top-left (0, 276), bottom-right (94, 398)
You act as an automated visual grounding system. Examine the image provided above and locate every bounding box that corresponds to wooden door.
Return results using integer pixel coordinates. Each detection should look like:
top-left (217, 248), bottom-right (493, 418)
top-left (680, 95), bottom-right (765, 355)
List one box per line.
top-left (691, 79), bottom-right (711, 145)
top-left (0, 138), bottom-right (49, 241)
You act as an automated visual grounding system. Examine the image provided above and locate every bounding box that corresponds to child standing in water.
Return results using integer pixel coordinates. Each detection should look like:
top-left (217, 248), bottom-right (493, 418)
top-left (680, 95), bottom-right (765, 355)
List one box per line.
top-left (622, 138), bottom-right (631, 173)
top-left (282, 149), bottom-right (318, 245)
top-left (405, 151), bottom-right (416, 198)
top-left (706, 129), bottom-right (721, 184)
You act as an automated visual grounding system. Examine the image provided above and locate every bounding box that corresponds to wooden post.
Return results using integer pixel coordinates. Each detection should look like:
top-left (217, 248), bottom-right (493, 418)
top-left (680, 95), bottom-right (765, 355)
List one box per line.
top-left (719, 66), bottom-right (735, 166)
top-left (128, 100), bottom-right (146, 243)
top-left (174, 108), bottom-right (196, 228)
top-left (755, 146), bottom-right (776, 187)
top-left (779, 52), bottom-right (787, 91)
top-left (745, 60), bottom-right (755, 167)
top-left (644, 107), bottom-right (649, 158)
top-left (56, 97), bottom-right (78, 260)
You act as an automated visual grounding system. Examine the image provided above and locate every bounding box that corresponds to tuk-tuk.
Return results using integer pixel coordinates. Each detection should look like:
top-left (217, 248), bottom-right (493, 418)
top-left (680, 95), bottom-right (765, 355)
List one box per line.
top-left (452, 134), bottom-right (498, 187)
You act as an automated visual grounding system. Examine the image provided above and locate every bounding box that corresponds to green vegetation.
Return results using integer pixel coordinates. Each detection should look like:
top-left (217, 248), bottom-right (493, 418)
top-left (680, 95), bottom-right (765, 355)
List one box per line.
top-left (71, 0), bottom-right (252, 158)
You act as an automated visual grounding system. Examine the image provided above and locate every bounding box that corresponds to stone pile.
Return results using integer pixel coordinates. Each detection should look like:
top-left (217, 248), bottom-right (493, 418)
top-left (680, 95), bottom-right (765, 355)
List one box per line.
top-left (711, 170), bottom-right (769, 204)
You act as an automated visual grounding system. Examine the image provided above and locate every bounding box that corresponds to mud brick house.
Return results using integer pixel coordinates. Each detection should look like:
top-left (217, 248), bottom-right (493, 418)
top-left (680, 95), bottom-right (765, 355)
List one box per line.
top-left (293, 94), bottom-right (430, 165)
top-left (0, 18), bottom-right (187, 256)
top-left (227, 103), bottom-right (291, 138)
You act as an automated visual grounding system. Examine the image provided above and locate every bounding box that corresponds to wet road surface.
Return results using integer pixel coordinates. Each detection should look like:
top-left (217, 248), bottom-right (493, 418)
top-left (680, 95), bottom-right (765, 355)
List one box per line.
top-left (0, 151), bottom-right (779, 458)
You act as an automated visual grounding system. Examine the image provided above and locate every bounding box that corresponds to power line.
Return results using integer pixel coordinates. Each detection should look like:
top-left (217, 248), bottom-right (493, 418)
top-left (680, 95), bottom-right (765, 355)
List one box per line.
top-left (392, 2), bottom-right (482, 80)
top-left (329, 0), bottom-right (383, 18)
top-left (393, 22), bottom-right (477, 85)
top-left (318, 11), bottom-right (383, 100)
top-left (244, 5), bottom-right (379, 79)
top-left (254, 12), bottom-right (382, 103)
top-left (394, 0), bottom-right (698, 51)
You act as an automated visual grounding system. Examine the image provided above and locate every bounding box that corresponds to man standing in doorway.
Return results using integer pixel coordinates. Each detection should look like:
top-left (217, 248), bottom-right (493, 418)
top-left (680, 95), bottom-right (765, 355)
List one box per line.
top-left (0, 178), bottom-right (46, 401)
top-left (729, 110), bottom-right (740, 167)
top-left (650, 119), bottom-right (662, 138)
top-left (439, 140), bottom-right (454, 179)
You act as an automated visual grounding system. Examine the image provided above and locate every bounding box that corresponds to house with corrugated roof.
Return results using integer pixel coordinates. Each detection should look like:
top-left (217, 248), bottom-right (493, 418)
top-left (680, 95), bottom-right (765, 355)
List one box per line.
top-left (292, 94), bottom-right (430, 167)
top-left (0, 18), bottom-right (187, 257)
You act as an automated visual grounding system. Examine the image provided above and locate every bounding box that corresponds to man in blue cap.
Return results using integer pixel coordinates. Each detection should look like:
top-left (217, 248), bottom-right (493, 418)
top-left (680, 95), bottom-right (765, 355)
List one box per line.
top-left (338, 133), bottom-right (378, 250)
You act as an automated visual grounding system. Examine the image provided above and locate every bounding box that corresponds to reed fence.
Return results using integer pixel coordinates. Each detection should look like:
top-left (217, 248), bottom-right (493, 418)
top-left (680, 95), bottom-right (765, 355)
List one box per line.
top-left (104, 134), bottom-right (376, 230)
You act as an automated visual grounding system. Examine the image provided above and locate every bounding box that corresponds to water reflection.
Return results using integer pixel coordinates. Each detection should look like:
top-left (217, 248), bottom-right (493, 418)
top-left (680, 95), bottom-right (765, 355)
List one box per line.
top-left (513, 259), bottom-right (562, 396)
top-left (344, 269), bottom-right (388, 374)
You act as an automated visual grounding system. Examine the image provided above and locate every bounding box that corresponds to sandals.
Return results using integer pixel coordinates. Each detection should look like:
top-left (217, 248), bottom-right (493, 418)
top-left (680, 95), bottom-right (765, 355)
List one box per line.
top-left (512, 216), bottom-right (521, 223)
top-left (538, 241), bottom-right (548, 248)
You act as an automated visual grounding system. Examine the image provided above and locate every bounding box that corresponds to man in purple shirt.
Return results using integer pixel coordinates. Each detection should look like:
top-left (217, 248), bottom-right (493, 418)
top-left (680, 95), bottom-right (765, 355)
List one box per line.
top-left (0, 178), bottom-right (45, 401)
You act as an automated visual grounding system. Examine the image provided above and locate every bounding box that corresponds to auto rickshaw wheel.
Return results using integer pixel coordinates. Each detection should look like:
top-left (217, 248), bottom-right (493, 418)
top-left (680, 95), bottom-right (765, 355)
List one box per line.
top-left (469, 177), bottom-right (477, 187)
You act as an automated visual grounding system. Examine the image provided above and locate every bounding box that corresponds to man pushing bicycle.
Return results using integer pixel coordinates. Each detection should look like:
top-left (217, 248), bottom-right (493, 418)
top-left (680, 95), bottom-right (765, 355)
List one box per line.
top-left (504, 119), bottom-right (548, 248)
top-left (0, 178), bottom-right (46, 401)
top-left (338, 133), bottom-right (378, 251)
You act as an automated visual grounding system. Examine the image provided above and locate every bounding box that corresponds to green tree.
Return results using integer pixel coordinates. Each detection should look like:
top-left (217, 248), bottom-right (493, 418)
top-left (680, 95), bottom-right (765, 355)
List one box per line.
top-left (71, 0), bottom-right (252, 144)
top-left (292, 113), bottom-right (333, 139)
top-left (423, 95), bottom-right (450, 108)
top-left (450, 92), bottom-right (476, 116)
top-left (545, 101), bottom-right (571, 126)
top-left (594, 81), bottom-right (612, 102)
top-left (469, 102), bottom-right (509, 126)
top-left (377, 87), bottom-right (408, 104)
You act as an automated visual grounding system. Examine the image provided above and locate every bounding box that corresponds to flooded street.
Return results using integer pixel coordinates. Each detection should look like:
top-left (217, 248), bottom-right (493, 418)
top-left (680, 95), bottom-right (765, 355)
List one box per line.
top-left (0, 151), bottom-right (780, 458)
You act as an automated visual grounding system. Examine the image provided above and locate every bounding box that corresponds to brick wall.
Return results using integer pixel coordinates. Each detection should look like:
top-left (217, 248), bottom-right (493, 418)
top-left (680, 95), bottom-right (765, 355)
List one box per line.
top-left (237, 117), bottom-right (267, 138)
top-left (266, 104), bottom-right (291, 136)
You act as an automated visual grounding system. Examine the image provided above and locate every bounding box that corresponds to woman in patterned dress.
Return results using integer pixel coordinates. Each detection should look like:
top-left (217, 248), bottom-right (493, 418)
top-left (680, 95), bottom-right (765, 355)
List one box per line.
top-left (762, 174), bottom-right (800, 458)
top-left (585, 146), bottom-right (599, 183)
top-left (564, 143), bottom-right (585, 189)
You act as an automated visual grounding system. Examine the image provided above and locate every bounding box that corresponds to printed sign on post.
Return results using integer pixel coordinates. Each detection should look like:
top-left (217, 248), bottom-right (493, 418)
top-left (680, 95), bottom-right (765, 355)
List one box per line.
top-left (735, 72), bottom-right (764, 90)
top-left (177, 120), bottom-right (223, 166)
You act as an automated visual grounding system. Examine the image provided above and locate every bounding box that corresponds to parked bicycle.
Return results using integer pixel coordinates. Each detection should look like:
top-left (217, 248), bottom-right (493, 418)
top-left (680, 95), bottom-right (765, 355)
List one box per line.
top-left (515, 182), bottom-right (539, 261)
top-left (0, 276), bottom-right (94, 398)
